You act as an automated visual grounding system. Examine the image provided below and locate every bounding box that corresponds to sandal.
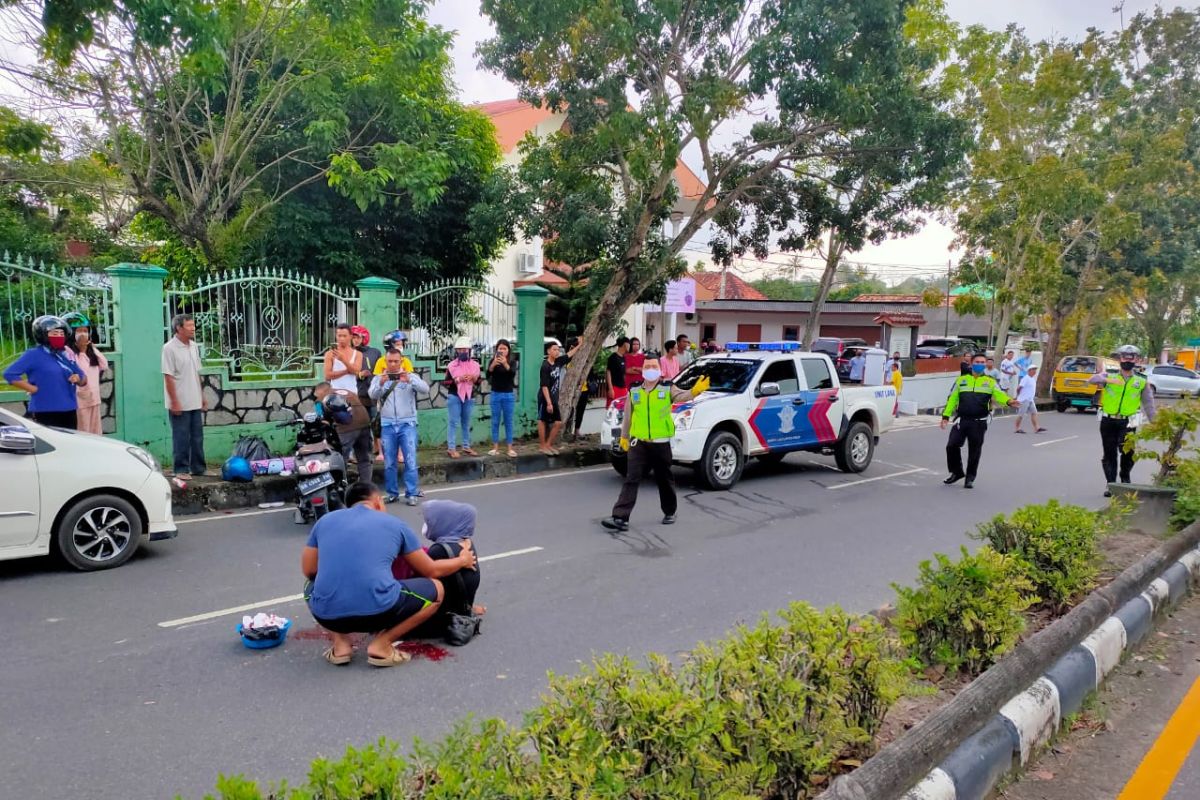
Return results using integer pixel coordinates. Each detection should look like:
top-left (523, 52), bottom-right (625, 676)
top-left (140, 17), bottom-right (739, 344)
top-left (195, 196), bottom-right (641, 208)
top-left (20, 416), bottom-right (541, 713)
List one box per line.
top-left (462, 447), bottom-right (479, 456)
top-left (507, 448), bottom-right (518, 458)
top-left (447, 449), bottom-right (460, 459)
top-left (487, 447), bottom-right (500, 456)
top-left (323, 647), bottom-right (352, 666)
top-left (367, 647), bottom-right (413, 668)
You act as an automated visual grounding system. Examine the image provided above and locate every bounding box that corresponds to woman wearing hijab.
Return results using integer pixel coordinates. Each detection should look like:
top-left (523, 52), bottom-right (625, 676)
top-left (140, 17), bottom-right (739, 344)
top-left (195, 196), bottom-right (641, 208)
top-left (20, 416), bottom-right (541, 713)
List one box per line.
top-left (420, 499), bottom-right (485, 620)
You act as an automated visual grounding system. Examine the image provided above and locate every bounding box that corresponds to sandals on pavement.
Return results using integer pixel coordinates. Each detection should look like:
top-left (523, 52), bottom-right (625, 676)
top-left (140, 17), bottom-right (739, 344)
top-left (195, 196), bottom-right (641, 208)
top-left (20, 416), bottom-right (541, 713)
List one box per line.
top-left (507, 448), bottom-right (518, 458)
top-left (487, 447), bottom-right (500, 456)
top-left (462, 447), bottom-right (479, 456)
top-left (367, 647), bottom-right (413, 668)
top-left (447, 449), bottom-right (460, 459)
top-left (323, 647), bottom-right (352, 666)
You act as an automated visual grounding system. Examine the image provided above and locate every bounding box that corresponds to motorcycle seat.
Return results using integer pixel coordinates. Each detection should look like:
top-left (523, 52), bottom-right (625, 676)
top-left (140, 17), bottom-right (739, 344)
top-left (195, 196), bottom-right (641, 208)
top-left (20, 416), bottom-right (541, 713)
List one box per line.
top-left (297, 442), bottom-right (333, 456)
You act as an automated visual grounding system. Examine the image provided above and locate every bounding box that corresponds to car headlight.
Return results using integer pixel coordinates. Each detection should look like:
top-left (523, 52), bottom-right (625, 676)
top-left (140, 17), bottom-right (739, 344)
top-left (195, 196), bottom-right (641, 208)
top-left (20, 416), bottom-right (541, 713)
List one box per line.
top-left (675, 408), bottom-right (695, 430)
top-left (128, 446), bottom-right (160, 472)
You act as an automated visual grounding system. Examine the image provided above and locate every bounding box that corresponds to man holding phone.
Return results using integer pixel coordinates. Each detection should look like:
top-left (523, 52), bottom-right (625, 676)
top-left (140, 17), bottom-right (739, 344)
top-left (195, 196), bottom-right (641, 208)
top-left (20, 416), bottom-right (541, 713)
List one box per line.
top-left (370, 350), bottom-right (430, 505)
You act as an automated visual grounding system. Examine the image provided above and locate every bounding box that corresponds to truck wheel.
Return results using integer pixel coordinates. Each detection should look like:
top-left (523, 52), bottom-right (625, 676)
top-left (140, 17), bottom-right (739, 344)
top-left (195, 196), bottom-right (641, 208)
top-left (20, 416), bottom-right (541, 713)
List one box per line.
top-left (1056, 400), bottom-right (1068, 412)
top-left (834, 421), bottom-right (873, 473)
top-left (698, 431), bottom-right (744, 490)
top-left (610, 451), bottom-right (628, 477)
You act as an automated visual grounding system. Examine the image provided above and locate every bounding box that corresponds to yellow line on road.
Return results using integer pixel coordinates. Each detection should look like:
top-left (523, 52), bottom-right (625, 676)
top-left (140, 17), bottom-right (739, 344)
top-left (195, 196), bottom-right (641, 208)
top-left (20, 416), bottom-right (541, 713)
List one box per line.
top-left (1117, 676), bottom-right (1200, 799)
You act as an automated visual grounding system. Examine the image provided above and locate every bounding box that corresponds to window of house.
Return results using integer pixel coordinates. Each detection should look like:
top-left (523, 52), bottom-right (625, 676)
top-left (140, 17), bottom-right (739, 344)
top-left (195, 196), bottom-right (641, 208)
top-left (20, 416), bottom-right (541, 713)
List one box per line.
top-left (782, 326), bottom-right (800, 342)
top-left (702, 323), bottom-right (716, 343)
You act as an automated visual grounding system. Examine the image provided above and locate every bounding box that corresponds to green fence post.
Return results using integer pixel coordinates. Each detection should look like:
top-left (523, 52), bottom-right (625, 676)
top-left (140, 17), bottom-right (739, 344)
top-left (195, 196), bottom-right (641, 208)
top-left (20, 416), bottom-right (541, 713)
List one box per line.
top-left (515, 285), bottom-right (548, 431)
top-left (355, 277), bottom-right (400, 344)
top-left (107, 263), bottom-right (171, 462)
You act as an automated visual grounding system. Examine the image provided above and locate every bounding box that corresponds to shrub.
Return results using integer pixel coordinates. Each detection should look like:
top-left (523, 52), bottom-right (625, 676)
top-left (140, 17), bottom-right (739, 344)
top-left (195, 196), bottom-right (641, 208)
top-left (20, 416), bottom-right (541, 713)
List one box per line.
top-left (893, 547), bottom-right (1037, 675)
top-left (1166, 458), bottom-right (1200, 531)
top-left (973, 500), bottom-right (1111, 609)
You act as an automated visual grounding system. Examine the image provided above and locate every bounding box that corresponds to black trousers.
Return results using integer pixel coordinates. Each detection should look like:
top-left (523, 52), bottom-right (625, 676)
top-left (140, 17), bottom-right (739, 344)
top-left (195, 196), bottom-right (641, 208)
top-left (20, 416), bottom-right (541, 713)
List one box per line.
top-left (613, 441), bottom-right (676, 521)
top-left (29, 409), bottom-right (77, 430)
top-left (1100, 416), bottom-right (1135, 484)
top-left (946, 417), bottom-right (988, 480)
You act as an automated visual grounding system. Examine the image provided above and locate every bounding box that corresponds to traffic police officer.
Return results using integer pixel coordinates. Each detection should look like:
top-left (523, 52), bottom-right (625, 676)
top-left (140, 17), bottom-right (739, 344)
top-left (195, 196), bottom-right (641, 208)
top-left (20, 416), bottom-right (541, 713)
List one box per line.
top-left (1089, 344), bottom-right (1156, 495)
top-left (941, 351), bottom-right (1018, 488)
top-left (601, 354), bottom-right (709, 531)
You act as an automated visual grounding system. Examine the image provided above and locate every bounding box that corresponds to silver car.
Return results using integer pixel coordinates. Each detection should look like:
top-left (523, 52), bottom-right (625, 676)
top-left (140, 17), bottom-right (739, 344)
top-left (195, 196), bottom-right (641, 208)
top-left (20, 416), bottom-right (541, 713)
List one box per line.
top-left (1146, 364), bottom-right (1200, 397)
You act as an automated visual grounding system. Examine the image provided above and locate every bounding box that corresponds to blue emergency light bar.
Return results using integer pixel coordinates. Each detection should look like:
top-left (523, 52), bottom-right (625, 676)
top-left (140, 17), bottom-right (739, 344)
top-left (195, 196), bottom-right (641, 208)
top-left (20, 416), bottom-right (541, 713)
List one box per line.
top-left (724, 341), bottom-right (802, 353)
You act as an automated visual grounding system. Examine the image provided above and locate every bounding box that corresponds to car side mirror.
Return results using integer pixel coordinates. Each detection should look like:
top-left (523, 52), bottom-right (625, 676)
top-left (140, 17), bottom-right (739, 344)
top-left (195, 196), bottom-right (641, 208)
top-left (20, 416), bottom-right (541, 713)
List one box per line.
top-left (0, 425), bottom-right (36, 455)
top-left (758, 382), bottom-right (781, 397)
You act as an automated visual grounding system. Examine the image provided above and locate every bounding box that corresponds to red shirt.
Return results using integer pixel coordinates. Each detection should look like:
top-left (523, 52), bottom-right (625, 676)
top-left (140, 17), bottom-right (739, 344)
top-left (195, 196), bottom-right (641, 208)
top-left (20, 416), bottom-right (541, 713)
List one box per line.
top-left (625, 352), bottom-right (645, 385)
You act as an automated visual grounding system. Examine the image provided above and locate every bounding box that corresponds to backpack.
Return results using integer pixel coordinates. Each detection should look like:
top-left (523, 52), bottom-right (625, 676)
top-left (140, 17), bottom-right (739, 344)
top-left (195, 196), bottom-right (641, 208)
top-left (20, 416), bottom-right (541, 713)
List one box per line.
top-left (233, 435), bottom-right (271, 463)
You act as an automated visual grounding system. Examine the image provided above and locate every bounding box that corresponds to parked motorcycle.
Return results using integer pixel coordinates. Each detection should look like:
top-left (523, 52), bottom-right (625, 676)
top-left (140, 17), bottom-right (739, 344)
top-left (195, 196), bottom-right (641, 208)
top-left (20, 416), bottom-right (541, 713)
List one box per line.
top-left (277, 400), bottom-right (348, 524)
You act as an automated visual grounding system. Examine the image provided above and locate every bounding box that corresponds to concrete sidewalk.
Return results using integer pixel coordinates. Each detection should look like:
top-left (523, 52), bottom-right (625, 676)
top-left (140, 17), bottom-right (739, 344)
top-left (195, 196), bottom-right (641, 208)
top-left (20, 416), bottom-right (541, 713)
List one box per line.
top-left (999, 592), bottom-right (1200, 800)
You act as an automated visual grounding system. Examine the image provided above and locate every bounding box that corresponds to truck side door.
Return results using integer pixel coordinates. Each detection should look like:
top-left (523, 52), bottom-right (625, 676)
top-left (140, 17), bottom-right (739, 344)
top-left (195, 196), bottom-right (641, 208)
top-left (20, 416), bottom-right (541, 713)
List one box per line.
top-left (748, 356), bottom-right (819, 452)
top-left (798, 355), bottom-right (843, 444)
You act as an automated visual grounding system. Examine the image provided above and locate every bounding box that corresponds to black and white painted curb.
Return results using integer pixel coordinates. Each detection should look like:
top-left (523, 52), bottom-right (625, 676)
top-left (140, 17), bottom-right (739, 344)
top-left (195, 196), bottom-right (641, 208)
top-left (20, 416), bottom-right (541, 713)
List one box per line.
top-left (903, 544), bottom-right (1200, 800)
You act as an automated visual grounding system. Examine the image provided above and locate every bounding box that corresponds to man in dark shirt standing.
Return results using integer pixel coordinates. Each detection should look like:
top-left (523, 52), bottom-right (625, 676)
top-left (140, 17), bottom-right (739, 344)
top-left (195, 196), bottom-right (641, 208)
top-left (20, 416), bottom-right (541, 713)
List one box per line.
top-left (539, 338), bottom-right (582, 455)
top-left (606, 337), bottom-right (629, 408)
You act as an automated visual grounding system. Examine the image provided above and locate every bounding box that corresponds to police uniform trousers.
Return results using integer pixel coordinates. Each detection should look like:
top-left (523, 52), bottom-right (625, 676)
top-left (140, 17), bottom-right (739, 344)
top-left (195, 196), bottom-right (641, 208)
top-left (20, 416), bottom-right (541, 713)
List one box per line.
top-left (946, 416), bottom-right (988, 481)
top-left (612, 440), bottom-right (677, 521)
top-left (1100, 416), bottom-right (1135, 484)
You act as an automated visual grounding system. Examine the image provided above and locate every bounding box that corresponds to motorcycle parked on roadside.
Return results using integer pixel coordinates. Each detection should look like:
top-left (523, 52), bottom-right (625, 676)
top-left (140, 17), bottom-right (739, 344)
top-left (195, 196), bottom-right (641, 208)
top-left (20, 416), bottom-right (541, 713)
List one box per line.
top-left (277, 397), bottom-right (350, 524)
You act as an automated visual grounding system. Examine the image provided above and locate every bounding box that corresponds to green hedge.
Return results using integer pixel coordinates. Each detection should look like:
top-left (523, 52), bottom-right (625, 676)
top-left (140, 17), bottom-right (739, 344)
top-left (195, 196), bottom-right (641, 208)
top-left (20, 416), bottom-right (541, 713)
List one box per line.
top-left (192, 604), bottom-right (907, 800)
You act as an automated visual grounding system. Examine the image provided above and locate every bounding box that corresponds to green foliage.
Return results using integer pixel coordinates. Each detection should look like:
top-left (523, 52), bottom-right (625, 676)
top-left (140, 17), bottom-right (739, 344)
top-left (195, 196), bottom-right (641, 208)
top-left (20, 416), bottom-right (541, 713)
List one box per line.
top-left (1126, 397), bottom-right (1200, 483)
top-left (973, 500), bottom-right (1113, 609)
top-left (189, 604), bottom-right (905, 800)
top-left (1165, 459), bottom-right (1200, 532)
top-left (894, 547), bottom-right (1036, 675)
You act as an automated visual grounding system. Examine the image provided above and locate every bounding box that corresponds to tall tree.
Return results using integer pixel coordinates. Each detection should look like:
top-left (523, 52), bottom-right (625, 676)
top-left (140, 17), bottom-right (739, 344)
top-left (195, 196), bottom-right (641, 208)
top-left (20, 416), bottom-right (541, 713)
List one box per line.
top-left (6, 0), bottom-right (495, 267)
top-left (481, 0), bottom-right (967, 424)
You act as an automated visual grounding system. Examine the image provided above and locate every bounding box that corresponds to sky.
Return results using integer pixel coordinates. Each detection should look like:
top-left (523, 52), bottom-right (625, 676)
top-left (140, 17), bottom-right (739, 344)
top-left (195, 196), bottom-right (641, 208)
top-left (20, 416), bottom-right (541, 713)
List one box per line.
top-left (427, 0), bottom-right (1170, 283)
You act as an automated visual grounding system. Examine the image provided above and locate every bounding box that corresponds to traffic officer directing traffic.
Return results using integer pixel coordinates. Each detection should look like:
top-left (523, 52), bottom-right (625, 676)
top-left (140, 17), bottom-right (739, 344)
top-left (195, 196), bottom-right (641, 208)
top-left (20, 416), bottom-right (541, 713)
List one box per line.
top-left (601, 354), bottom-right (709, 531)
top-left (941, 352), bottom-right (1019, 488)
top-left (1088, 344), bottom-right (1156, 496)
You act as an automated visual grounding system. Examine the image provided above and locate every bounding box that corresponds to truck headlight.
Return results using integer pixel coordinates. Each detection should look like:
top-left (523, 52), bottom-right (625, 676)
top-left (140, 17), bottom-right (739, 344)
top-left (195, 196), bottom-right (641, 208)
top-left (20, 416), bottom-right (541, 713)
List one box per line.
top-left (675, 408), bottom-right (695, 430)
top-left (128, 446), bottom-right (160, 472)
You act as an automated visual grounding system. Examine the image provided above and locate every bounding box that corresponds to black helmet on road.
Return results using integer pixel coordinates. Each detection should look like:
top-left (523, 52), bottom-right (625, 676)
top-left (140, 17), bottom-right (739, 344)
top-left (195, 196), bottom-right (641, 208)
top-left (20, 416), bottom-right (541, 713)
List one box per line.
top-left (32, 315), bottom-right (70, 348)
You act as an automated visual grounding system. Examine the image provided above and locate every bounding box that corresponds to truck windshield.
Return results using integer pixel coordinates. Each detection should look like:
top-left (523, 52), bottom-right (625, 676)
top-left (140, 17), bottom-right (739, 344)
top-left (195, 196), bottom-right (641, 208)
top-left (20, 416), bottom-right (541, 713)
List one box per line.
top-left (674, 359), bottom-right (758, 394)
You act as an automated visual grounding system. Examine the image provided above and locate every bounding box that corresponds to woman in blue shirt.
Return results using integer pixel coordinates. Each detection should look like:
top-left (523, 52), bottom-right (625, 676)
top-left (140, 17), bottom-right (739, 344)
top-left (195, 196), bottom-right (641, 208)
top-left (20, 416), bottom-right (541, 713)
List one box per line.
top-left (3, 315), bottom-right (86, 429)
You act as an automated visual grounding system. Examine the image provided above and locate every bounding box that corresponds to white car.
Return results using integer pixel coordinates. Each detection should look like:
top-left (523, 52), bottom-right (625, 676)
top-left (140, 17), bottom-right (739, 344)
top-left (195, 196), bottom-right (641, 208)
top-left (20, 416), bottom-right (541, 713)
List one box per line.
top-left (601, 343), bottom-right (897, 489)
top-left (1145, 364), bottom-right (1200, 398)
top-left (0, 408), bottom-right (177, 570)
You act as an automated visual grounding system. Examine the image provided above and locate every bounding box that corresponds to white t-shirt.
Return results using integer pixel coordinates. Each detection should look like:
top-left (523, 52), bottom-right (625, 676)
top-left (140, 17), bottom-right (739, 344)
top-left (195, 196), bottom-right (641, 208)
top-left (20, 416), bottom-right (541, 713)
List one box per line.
top-left (1017, 374), bottom-right (1036, 403)
top-left (999, 358), bottom-right (1017, 388)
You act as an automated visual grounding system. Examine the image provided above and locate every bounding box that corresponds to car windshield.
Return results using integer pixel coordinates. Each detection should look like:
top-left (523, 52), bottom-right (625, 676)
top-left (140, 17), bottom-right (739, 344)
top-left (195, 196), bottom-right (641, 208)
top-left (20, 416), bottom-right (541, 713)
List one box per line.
top-left (1060, 356), bottom-right (1098, 373)
top-left (674, 358), bottom-right (758, 394)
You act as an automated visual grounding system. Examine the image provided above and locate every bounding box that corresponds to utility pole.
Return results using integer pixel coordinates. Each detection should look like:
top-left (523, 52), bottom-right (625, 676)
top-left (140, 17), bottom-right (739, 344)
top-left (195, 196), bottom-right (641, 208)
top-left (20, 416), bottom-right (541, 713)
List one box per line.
top-left (944, 259), bottom-right (951, 337)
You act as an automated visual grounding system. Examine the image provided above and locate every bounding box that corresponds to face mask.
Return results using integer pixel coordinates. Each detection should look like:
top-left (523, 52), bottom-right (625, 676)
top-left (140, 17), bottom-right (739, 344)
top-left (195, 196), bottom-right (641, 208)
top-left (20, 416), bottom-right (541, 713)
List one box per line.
top-left (456, 352), bottom-right (470, 362)
top-left (47, 332), bottom-right (67, 350)
top-left (1120, 360), bottom-right (1136, 371)
top-left (643, 368), bottom-right (662, 382)
top-left (971, 363), bottom-right (986, 375)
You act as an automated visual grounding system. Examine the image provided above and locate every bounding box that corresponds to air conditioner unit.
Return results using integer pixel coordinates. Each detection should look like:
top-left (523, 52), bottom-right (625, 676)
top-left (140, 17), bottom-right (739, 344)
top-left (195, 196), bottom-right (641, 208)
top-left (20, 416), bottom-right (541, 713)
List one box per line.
top-left (518, 252), bottom-right (539, 274)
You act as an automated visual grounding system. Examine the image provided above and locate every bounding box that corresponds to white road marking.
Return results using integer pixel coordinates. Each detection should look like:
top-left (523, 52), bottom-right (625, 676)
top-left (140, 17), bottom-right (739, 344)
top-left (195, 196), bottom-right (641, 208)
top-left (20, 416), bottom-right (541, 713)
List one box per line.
top-left (826, 467), bottom-right (928, 490)
top-left (1032, 435), bottom-right (1079, 448)
top-left (175, 467), bottom-right (613, 525)
top-left (156, 546), bottom-right (545, 628)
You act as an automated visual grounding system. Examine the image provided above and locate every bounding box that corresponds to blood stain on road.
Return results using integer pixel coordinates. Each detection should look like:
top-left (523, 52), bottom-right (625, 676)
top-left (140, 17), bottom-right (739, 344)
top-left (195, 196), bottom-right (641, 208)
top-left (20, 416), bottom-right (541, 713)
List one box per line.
top-left (290, 627), bottom-right (452, 661)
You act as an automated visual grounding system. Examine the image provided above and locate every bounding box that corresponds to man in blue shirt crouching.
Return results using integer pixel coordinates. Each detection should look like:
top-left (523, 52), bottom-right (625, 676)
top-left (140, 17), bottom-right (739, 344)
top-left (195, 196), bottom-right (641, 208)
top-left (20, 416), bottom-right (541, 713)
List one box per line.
top-left (301, 482), bottom-right (477, 667)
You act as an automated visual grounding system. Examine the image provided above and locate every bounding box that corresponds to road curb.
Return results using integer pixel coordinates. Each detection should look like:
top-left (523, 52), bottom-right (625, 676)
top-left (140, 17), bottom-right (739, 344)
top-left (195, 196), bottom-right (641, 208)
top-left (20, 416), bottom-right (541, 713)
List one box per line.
top-left (171, 446), bottom-right (610, 515)
top-left (899, 542), bottom-right (1200, 800)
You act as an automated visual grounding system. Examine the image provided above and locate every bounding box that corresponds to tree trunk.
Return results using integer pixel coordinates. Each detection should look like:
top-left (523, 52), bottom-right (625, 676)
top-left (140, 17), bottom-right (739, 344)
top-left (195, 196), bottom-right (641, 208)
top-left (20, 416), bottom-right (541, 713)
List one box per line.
top-left (802, 231), bottom-right (844, 350)
top-left (992, 302), bottom-right (1014, 359)
top-left (1037, 304), bottom-right (1069, 397)
top-left (1075, 304), bottom-right (1093, 353)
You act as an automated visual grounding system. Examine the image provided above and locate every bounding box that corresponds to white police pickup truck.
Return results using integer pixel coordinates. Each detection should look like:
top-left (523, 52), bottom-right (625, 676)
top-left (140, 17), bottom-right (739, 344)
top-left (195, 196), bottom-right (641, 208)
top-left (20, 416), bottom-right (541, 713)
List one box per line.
top-left (600, 342), bottom-right (896, 490)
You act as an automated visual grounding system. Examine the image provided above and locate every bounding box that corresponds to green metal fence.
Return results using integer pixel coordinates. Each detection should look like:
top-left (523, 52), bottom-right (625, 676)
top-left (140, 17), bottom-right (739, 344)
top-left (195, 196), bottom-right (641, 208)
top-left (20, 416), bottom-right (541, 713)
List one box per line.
top-left (0, 252), bottom-right (114, 373)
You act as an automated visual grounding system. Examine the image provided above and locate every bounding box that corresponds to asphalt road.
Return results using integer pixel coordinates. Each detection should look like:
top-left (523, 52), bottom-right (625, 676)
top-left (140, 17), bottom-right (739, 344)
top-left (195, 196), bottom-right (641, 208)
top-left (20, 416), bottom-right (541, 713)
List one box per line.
top-left (0, 411), bottom-right (1148, 799)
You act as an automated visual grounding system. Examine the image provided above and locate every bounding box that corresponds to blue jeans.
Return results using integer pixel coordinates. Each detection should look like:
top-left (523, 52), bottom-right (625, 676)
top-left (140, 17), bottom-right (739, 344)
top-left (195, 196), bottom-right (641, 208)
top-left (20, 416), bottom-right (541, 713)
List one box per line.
top-left (447, 394), bottom-right (474, 449)
top-left (381, 420), bottom-right (419, 498)
top-left (169, 410), bottom-right (205, 474)
top-left (490, 391), bottom-right (515, 445)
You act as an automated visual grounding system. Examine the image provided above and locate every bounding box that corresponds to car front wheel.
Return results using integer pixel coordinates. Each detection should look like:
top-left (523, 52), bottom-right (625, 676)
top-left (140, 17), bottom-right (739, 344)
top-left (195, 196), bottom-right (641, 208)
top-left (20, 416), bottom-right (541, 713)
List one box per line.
top-left (698, 431), bottom-right (744, 490)
top-left (55, 494), bottom-right (143, 571)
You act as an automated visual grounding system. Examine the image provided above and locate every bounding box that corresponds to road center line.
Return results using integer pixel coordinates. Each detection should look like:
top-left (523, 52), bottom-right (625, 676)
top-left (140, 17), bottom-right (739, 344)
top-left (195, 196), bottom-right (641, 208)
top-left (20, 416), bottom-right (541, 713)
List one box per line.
top-left (1033, 435), bottom-right (1079, 447)
top-left (156, 546), bottom-right (545, 628)
top-left (826, 467), bottom-right (928, 490)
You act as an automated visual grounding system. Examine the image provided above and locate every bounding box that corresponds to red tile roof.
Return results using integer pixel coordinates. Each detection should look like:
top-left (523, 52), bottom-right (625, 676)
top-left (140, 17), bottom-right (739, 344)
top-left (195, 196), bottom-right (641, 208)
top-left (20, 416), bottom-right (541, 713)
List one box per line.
top-left (691, 271), bottom-right (768, 301)
top-left (874, 312), bottom-right (927, 327)
top-left (852, 294), bottom-right (923, 303)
